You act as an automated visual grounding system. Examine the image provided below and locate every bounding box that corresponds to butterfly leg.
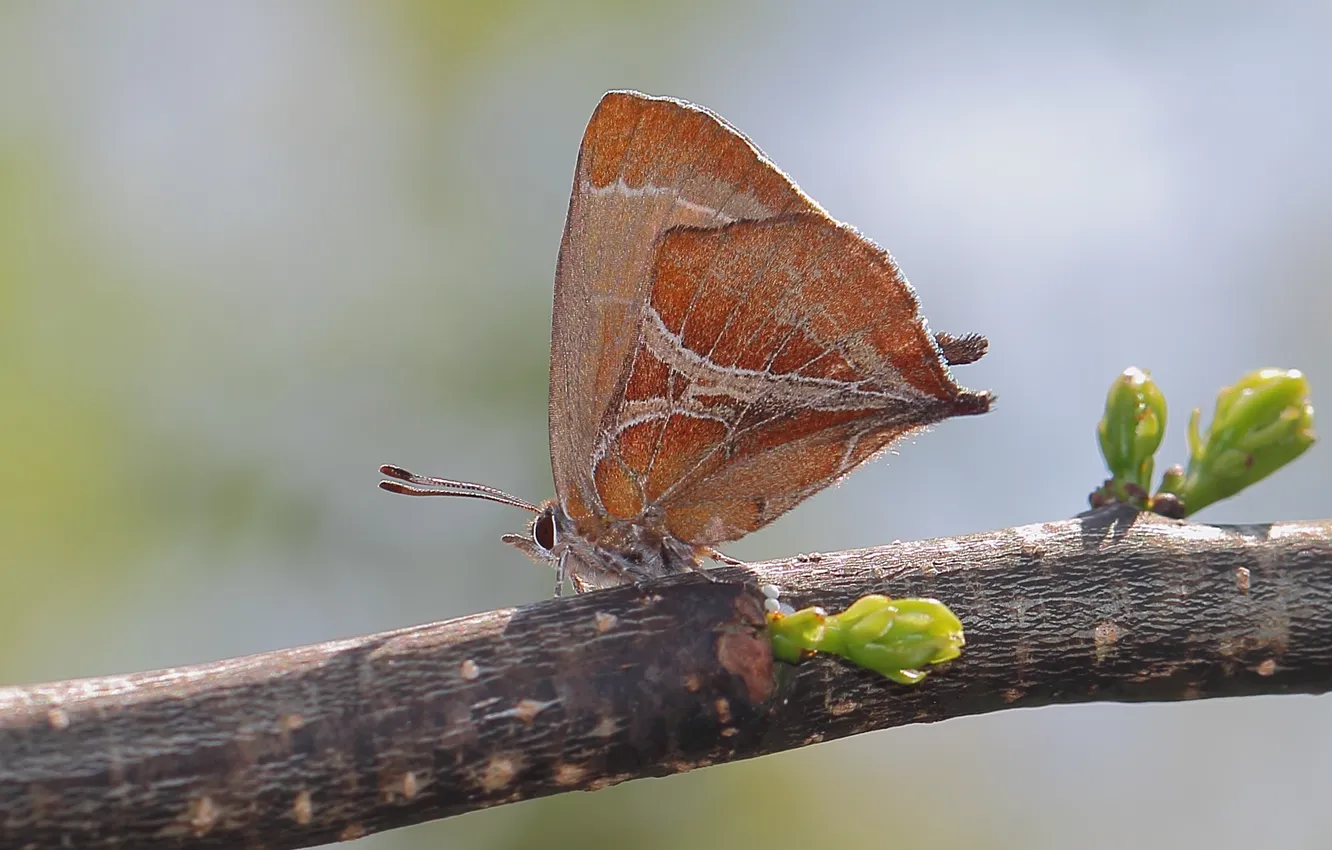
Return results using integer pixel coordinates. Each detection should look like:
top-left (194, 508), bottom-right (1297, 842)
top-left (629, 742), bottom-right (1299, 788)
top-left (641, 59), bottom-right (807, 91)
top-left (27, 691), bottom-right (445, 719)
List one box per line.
top-left (704, 547), bottom-right (747, 567)
top-left (553, 550), bottom-right (569, 597)
top-left (681, 546), bottom-right (746, 583)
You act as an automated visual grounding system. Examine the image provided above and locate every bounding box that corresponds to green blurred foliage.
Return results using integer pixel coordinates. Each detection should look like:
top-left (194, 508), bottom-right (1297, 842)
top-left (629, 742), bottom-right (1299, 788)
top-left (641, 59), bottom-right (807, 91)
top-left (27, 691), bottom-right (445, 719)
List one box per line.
top-left (385, 0), bottom-right (709, 81)
top-left (0, 153), bottom-right (144, 659)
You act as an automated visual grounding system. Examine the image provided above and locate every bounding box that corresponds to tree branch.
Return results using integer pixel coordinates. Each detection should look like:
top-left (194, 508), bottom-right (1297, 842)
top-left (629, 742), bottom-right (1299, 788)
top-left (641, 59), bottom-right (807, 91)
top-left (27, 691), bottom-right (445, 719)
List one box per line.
top-left (3, 505), bottom-right (1331, 849)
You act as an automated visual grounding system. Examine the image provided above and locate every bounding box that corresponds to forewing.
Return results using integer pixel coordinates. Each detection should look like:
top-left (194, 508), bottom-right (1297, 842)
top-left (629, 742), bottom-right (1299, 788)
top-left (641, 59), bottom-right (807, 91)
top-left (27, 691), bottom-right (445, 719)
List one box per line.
top-left (590, 214), bottom-right (992, 546)
top-left (548, 91), bottom-right (820, 522)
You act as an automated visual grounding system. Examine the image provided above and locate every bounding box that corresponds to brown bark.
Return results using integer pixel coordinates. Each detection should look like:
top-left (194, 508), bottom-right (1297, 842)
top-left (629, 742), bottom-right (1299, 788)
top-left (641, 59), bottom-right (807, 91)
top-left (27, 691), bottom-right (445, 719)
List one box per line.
top-left (3, 506), bottom-right (1330, 849)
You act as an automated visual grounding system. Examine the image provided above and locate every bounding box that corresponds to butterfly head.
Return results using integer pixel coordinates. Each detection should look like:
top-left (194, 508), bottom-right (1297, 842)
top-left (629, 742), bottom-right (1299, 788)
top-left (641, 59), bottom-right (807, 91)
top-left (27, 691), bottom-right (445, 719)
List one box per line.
top-left (499, 500), bottom-right (564, 567)
top-left (378, 464), bottom-right (593, 594)
top-left (379, 464), bottom-right (712, 594)
top-left (501, 499), bottom-right (701, 592)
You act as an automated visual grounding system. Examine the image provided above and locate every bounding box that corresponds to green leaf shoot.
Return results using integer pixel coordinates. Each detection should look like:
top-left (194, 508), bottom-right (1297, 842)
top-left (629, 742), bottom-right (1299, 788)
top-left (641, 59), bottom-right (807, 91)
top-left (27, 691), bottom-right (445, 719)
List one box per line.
top-left (766, 594), bottom-right (964, 685)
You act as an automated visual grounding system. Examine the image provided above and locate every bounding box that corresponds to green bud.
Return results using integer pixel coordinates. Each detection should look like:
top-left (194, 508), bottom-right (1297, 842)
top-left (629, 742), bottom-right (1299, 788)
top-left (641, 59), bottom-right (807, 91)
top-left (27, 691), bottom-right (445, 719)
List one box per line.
top-left (1157, 463), bottom-right (1185, 493)
top-left (1157, 368), bottom-right (1316, 515)
top-left (1095, 367), bottom-right (1167, 506)
top-left (767, 606), bottom-right (828, 665)
top-left (766, 594), bottom-right (965, 685)
top-left (840, 597), bottom-right (965, 684)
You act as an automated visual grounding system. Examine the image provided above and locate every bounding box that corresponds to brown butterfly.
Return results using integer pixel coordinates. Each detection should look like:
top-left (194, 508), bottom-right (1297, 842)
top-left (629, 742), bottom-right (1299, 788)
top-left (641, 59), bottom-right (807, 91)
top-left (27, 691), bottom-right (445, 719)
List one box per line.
top-left (381, 91), bottom-right (992, 595)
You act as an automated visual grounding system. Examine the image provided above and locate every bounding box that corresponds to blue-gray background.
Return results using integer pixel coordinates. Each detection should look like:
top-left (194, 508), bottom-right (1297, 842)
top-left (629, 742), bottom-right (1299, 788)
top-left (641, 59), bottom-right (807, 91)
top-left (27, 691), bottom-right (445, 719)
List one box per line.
top-left (3, 3), bottom-right (1329, 848)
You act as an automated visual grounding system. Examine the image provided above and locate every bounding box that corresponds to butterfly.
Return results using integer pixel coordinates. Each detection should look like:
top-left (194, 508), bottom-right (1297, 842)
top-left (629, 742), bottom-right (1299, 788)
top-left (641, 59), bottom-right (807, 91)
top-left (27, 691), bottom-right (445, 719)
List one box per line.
top-left (381, 91), bottom-right (992, 595)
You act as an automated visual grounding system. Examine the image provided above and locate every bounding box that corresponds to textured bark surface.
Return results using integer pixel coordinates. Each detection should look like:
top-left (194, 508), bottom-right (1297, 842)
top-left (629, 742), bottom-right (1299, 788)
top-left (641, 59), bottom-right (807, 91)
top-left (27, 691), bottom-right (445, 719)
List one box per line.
top-left (2, 506), bottom-right (1330, 849)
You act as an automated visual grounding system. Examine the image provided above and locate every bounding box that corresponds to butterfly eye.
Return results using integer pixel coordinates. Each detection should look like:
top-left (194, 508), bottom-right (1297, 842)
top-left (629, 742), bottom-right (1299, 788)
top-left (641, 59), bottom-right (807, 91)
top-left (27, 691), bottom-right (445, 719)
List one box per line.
top-left (533, 510), bottom-right (558, 552)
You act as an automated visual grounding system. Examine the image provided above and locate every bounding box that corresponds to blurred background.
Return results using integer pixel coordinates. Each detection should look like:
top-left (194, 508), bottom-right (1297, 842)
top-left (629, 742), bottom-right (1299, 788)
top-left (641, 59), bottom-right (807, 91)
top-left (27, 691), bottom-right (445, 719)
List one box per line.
top-left (3, 2), bottom-right (1330, 848)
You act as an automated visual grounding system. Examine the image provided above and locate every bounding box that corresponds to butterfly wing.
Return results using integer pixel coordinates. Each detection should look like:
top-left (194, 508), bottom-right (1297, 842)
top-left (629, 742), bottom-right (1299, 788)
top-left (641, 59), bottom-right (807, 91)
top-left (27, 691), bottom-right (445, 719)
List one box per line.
top-left (548, 91), bottom-right (821, 525)
top-left (592, 214), bottom-right (992, 546)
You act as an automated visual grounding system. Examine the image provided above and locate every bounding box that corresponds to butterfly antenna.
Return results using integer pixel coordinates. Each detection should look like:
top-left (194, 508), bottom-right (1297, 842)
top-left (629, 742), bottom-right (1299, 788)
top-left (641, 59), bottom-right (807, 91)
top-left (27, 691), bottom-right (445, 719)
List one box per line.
top-left (378, 464), bottom-right (539, 513)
